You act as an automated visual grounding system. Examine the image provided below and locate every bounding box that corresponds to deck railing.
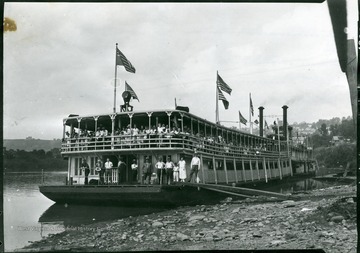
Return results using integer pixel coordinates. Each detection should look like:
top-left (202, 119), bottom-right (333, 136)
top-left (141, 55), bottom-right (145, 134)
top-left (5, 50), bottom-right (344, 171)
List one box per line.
top-left (61, 133), bottom-right (291, 159)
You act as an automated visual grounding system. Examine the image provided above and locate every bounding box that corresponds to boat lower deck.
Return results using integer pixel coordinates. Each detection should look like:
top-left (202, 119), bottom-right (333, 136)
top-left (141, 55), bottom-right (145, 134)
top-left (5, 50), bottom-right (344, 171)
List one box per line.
top-left (39, 184), bottom-right (231, 207)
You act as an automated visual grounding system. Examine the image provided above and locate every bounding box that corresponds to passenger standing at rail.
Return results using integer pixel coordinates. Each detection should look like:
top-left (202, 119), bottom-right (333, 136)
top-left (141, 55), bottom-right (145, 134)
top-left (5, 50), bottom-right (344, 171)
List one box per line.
top-left (117, 157), bottom-right (127, 184)
top-left (95, 159), bottom-right (103, 184)
top-left (142, 157), bottom-right (152, 184)
top-left (131, 159), bottom-right (138, 183)
top-left (104, 158), bottom-right (113, 184)
top-left (165, 156), bottom-right (175, 185)
top-left (81, 159), bottom-right (90, 185)
top-left (188, 153), bottom-right (200, 183)
top-left (178, 156), bottom-right (187, 182)
top-left (155, 157), bottom-right (166, 185)
top-left (173, 164), bottom-right (179, 182)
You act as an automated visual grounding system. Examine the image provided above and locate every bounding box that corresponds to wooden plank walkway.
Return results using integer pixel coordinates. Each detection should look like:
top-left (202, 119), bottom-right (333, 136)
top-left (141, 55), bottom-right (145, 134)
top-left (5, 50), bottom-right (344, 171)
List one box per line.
top-left (183, 182), bottom-right (291, 200)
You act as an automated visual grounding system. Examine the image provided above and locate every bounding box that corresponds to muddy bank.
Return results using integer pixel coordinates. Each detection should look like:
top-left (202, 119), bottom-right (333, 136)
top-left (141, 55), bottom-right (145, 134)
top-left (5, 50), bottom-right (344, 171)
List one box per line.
top-left (20, 185), bottom-right (356, 252)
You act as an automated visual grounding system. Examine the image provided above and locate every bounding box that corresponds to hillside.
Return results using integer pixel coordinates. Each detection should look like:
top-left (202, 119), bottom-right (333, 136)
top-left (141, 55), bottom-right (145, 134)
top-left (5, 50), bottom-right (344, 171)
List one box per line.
top-left (3, 138), bottom-right (62, 152)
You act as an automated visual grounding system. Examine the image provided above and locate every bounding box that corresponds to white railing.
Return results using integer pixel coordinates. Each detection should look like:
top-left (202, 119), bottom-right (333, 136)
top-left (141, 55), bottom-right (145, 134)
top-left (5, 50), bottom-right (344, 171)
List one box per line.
top-left (61, 134), bottom-right (291, 159)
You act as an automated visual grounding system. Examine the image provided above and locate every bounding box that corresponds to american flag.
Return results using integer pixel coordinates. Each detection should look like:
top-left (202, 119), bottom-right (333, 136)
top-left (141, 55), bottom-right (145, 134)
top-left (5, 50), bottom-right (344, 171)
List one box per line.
top-left (125, 82), bottom-right (139, 101)
top-left (250, 97), bottom-right (254, 116)
top-left (239, 111), bottom-right (247, 125)
top-left (218, 88), bottom-right (229, 109)
top-left (217, 73), bottom-right (232, 95)
top-left (116, 47), bottom-right (136, 73)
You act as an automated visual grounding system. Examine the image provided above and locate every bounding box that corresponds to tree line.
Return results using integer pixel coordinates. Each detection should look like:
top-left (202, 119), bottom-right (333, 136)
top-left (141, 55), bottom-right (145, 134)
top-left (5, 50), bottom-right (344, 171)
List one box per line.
top-left (310, 117), bottom-right (356, 171)
top-left (309, 116), bottom-right (355, 148)
top-left (3, 148), bottom-right (67, 172)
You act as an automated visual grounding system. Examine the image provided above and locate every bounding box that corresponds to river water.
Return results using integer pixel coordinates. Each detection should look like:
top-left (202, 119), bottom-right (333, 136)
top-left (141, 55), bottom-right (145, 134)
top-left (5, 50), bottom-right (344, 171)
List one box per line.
top-left (4, 171), bottom-right (351, 252)
top-left (4, 172), bottom-right (166, 252)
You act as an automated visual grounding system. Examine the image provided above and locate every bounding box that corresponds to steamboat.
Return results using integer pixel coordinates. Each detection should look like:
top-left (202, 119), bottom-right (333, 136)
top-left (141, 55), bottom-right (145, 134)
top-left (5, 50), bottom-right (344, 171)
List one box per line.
top-left (40, 96), bottom-right (315, 206)
top-left (40, 46), bottom-right (316, 207)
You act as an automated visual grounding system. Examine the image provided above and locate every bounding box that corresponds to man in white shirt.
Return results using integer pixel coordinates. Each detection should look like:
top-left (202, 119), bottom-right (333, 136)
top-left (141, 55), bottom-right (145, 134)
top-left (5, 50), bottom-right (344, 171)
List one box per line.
top-left (188, 153), bottom-right (200, 183)
top-left (155, 157), bottom-right (166, 185)
top-left (165, 156), bottom-right (175, 185)
top-left (104, 158), bottom-right (113, 184)
top-left (131, 159), bottom-right (138, 183)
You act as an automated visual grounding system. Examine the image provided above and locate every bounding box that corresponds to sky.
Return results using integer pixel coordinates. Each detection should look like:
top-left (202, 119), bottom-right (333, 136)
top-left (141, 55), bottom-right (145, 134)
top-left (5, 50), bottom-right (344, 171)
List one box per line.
top-left (4, 2), bottom-right (357, 140)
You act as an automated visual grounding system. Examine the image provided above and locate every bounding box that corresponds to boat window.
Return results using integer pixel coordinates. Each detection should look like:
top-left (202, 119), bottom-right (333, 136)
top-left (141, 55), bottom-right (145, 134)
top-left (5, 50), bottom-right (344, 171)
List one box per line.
top-left (215, 160), bottom-right (224, 170)
top-left (244, 162), bottom-right (250, 170)
top-left (235, 162), bottom-right (242, 170)
top-left (226, 161), bottom-right (234, 170)
top-left (258, 162), bottom-right (263, 170)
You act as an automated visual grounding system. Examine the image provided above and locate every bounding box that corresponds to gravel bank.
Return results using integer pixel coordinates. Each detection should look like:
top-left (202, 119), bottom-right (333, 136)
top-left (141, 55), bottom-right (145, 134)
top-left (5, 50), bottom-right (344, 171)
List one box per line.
top-left (20, 184), bottom-right (356, 252)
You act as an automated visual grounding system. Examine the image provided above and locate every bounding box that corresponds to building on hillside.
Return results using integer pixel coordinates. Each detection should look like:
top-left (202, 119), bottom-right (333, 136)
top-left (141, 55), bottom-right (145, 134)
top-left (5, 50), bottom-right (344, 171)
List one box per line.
top-left (330, 136), bottom-right (349, 146)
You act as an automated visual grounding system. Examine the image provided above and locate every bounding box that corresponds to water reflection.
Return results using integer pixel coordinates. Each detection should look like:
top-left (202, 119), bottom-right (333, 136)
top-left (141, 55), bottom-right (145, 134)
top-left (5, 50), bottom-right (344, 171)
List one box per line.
top-left (39, 203), bottom-right (167, 227)
top-left (248, 177), bottom-right (350, 194)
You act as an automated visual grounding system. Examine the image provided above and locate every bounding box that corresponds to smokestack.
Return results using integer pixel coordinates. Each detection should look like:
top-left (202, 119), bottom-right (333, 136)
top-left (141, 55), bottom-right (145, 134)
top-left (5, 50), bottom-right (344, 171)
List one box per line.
top-left (282, 105), bottom-right (288, 139)
top-left (258, 106), bottom-right (264, 137)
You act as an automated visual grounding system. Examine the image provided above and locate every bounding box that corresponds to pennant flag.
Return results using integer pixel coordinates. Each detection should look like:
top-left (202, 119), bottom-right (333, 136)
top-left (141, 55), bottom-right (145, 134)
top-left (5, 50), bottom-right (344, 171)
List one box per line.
top-left (116, 47), bottom-right (136, 73)
top-left (217, 73), bottom-right (232, 95)
top-left (250, 97), bottom-right (254, 116)
top-left (254, 119), bottom-right (259, 125)
top-left (265, 120), bottom-right (269, 129)
top-left (218, 88), bottom-right (229, 109)
top-left (125, 81), bottom-right (139, 101)
top-left (239, 111), bottom-right (247, 125)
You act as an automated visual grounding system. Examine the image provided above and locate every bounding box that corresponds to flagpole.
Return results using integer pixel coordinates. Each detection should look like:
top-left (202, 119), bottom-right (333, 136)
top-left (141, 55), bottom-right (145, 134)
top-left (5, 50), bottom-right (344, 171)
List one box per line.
top-left (113, 43), bottom-right (118, 113)
top-left (216, 71), bottom-right (219, 124)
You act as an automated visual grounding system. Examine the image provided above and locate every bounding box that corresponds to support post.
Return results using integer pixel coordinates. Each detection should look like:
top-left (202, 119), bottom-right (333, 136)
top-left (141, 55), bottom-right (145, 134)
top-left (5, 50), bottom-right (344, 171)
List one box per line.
top-left (224, 157), bottom-right (228, 184)
top-left (233, 158), bottom-right (238, 183)
top-left (110, 114), bottom-right (116, 149)
top-left (268, 160), bottom-right (272, 178)
top-left (278, 158), bottom-right (283, 180)
top-left (256, 160), bottom-right (260, 180)
top-left (242, 159), bottom-right (246, 182)
top-left (249, 160), bottom-right (254, 181)
top-left (200, 154), bottom-right (205, 184)
top-left (263, 157), bottom-right (268, 183)
top-left (62, 119), bottom-right (67, 140)
top-left (212, 156), bottom-right (217, 184)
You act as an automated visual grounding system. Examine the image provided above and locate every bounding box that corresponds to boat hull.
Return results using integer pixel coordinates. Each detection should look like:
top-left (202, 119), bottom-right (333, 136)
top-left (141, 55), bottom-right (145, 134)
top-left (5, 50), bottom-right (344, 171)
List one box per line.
top-left (39, 184), bottom-right (230, 207)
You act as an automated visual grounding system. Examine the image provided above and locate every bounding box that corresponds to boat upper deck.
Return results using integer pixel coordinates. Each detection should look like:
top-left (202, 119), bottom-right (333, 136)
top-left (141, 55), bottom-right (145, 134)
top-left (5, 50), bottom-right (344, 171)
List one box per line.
top-left (61, 109), bottom-right (311, 159)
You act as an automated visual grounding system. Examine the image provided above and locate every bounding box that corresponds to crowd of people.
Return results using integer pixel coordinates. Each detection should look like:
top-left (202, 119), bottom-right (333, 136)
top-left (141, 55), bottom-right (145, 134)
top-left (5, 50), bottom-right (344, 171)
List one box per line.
top-left (64, 122), bottom-right (283, 156)
top-left (79, 153), bottom-right (202, 186)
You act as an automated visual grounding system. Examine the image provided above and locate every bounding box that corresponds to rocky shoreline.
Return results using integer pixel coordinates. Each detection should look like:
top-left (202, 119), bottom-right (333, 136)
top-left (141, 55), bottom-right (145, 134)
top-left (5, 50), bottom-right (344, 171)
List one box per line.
top-left (20, 184), bottom-right (356, 252)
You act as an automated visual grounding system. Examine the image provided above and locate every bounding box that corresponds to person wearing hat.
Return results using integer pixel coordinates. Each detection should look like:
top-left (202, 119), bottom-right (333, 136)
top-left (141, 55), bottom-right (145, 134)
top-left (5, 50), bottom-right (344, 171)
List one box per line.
top-left (188, 153), bottom-right (200, 183)
top-left (142, 157), bottom-right (153, 184)
top-left (81, 158), bottom-right (90, 185)
top-left (131, 159), bottom-right (139, 183)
